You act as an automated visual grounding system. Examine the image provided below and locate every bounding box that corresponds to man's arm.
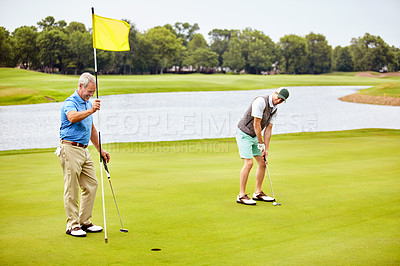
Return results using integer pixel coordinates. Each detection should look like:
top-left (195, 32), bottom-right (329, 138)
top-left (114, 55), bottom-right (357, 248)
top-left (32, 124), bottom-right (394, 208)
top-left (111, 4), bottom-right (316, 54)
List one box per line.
top-left (253, 117), bottom-right (263, 144)
top-left (264, 123), bottom-right (273, 159)
top-left (90, 123), bottom-right (110, 163)
top-left (67, 99), bottom-right (100, 123)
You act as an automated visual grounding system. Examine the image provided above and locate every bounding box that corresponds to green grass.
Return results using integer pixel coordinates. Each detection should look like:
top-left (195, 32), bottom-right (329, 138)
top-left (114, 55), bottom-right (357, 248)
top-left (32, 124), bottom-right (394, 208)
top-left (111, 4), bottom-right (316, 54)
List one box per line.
top-left (1, 129), bottom-right (399, 265)
top-left (1, 68), bottom-right (400, 105)
top-left (360, 82), bottom-right (400, 98)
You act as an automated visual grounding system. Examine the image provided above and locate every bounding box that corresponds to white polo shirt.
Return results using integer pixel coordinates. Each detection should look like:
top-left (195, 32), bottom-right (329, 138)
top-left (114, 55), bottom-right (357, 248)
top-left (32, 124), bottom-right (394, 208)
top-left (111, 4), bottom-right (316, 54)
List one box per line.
top-left (251, 96), bottom-right (277, 125)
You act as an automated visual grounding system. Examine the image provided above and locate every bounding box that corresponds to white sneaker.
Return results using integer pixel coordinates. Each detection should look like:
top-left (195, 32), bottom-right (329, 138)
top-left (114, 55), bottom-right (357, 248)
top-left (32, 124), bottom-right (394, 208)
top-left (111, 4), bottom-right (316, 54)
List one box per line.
top-left (236, 194), bottom-right (257, 205)
top-left (81, 223), bottom-right (103, 233)
top-left (66, 227), bottom-right (87, 237)
top-left (252, 191), bottom-right (275, 202)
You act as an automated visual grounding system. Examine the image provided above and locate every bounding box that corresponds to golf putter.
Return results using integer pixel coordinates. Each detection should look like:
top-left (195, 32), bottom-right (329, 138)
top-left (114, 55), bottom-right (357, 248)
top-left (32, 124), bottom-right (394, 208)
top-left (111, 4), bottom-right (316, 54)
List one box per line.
top-left (263, 155), bottom-right (281, 206)
top-left (102, 158), bottom-right (129, 232)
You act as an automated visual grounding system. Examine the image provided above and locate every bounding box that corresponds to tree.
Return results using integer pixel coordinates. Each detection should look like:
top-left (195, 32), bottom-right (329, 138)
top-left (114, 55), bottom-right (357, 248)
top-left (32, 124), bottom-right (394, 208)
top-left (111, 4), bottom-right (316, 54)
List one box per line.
top-left (248, 39), bottom-right (272, 74)
top-left (388, 46), bottom-right (400, 71)
top-left (37, 16), bottom-right (67, 31)
top-left (36, 16), bottom-right (70, 72)
top-left (222, 37), bottom-right (245, 72)
top-left (64, 22), bottom-right (92, 74)
top-left (350, 33), bottom-right (394, 71)
top-left (187, 33), bottom-right (207, 52)
top-left (183, 33), bottom-right (214, 71)
top-left (0, 27), bottom-right (14, 66)
top-left (239, 28), bottom-right (276, 74)
top-left (209, 29), bottom-right (235, 67)
top-left (305, 32), bottom-right (332, 74)
top-left (12, 26), bottom-right (39, 69)
top-left (66, 22), bottom-right (86, 34)
top-left (279, 34), bottom-right (308, 74)
top-left (131, 32), bottom-right (153, 74)
top-left (173, 22), bottom-right (200, 46)
top-left (37, 29), bottom-right (69, 72)
top-left (184, 48), bottom-right (219, 72)
top-left (96, 49), bottom-right (115, 74)
top-left (165, 23), bottom-right (200, 73)
top-left (333, 46), bottom-right (354, 72)
top-left (183, 33), bottom-right (209, 71)
top-left (145, 27), bottom-right (183, 74)
top-left (67, 31), bottom-right (92, 74)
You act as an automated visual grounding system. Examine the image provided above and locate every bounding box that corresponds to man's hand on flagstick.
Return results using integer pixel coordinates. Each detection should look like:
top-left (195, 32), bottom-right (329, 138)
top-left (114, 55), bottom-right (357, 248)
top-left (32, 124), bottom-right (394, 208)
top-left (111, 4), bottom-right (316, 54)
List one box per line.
top-left (91, 99), bottom-right (101, 113)
top-left (101, 149), bottom-right (110, 163)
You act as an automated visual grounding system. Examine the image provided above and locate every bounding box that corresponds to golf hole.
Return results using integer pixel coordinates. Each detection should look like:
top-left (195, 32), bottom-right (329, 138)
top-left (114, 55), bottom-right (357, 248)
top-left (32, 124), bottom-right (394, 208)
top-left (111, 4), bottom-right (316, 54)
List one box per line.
top-left (151, 248), bottom-right (161, 251)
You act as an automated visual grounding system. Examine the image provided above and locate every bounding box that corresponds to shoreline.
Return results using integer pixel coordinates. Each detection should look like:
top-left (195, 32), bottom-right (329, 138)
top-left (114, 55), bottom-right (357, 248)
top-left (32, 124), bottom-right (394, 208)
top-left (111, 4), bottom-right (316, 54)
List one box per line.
top-left (339, 93), bottom-right (400, 106)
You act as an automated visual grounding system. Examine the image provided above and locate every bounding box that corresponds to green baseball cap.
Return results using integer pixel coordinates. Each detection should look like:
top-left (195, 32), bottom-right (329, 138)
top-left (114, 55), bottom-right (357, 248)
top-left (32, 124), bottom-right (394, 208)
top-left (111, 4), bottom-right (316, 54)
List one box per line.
top-left (277, 88), bottom-right (289, 101)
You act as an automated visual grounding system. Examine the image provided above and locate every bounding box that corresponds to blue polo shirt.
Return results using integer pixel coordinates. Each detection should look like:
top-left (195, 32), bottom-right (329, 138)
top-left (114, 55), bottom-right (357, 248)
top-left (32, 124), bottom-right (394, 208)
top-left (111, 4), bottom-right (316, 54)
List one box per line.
top-left (60, 90), bottom-right (93, 145)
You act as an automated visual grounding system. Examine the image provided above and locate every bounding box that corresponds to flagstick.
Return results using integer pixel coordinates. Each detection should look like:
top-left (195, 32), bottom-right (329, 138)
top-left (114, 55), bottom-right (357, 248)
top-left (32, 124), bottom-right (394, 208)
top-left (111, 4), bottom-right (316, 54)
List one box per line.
top-left (92, 7), bottom-right (108, 244)
top-left (95, 48), bottom-right (108, 244)
top-left (92, 7), bottom-right (130, 243)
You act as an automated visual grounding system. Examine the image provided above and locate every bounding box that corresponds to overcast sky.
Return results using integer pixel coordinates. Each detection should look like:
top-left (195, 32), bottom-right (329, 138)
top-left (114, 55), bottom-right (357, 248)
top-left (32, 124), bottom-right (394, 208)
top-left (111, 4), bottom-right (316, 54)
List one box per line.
top-left (1, 0), bottom-right (399, 47)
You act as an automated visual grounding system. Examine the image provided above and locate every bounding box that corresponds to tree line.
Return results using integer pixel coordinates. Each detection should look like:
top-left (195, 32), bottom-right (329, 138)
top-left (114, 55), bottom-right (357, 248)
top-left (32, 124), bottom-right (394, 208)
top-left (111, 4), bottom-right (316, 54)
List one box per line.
top-left (0, 16), bottom-right (399, 75)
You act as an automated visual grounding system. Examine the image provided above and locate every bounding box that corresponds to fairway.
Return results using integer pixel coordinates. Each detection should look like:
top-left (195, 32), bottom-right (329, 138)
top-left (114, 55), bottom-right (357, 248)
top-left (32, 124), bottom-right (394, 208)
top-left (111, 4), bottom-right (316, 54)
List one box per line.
top-left (1, 68), bottom-right (400, 105)
top-left (1, 129), bottom-right (399, 265)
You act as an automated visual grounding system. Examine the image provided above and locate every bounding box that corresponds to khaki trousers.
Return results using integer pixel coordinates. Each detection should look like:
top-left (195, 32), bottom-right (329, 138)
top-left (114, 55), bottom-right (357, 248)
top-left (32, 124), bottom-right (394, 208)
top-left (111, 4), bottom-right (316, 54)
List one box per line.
top-left (58, 143), bottom-right (98, 230)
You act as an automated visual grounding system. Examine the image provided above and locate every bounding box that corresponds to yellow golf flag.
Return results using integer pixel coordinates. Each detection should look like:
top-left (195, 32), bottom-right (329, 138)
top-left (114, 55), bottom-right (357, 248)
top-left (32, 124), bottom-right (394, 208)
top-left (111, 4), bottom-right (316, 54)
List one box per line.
top-left (92, 14), bottom-right (130, 51)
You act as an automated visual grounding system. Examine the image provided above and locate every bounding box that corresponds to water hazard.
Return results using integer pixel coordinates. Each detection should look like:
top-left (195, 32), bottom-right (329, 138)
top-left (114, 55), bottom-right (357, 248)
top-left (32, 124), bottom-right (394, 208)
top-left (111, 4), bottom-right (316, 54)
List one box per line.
top-left (1, 86), bottom-right (399, 150)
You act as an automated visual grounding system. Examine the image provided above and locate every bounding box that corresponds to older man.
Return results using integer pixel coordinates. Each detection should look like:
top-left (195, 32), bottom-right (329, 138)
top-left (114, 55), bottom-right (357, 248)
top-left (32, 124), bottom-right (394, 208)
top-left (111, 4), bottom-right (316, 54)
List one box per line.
top-left (235, 88), bottom-right (289, 205)
top-left (56, 72), bottom-right (110, 237)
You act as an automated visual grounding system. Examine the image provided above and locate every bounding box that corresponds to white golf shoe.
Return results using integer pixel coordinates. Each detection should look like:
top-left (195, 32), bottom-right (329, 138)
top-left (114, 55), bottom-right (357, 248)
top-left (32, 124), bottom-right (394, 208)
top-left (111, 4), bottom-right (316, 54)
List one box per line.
top-left (66, 227), bottom-right (87, 237)
top-left (252, 191), bottom-right (275, 202)
top-left (81, 223), bottom-right (103, 233)
top-left (236, 194), bottom-right (257, 205)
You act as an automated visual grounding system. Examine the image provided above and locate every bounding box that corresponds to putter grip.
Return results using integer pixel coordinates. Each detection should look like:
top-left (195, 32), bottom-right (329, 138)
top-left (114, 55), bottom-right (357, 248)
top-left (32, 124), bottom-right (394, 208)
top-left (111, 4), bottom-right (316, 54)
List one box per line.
top-left (102, 159), bottom-right (109, 172)
top-left (102, 160), bottom-right (111, 179)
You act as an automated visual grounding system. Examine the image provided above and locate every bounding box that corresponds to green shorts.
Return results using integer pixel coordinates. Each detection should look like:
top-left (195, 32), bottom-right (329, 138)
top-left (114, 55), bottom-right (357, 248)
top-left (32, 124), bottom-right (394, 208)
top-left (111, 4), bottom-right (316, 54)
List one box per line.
top-left (235, 129), bottom-right (262, 159)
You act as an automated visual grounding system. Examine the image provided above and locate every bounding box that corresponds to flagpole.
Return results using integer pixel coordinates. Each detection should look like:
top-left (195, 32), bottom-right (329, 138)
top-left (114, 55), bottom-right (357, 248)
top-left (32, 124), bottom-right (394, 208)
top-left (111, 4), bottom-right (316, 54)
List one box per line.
top-left (92, 7), bottom-right (108, 244)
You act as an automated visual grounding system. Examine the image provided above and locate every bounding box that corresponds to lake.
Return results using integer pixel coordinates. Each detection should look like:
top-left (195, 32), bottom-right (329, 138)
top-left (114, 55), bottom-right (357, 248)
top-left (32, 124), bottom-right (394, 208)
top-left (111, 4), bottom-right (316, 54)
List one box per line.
top-left (0, 86), bottom-right (399, 151)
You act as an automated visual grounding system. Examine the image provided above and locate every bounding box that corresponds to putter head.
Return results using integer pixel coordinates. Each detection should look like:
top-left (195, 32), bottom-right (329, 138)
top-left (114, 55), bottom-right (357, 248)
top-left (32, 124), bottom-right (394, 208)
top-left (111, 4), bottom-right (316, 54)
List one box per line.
top-left (120, 229), bottom-right (128, 233)
top-left (273, 202), bottom-right (281, 206)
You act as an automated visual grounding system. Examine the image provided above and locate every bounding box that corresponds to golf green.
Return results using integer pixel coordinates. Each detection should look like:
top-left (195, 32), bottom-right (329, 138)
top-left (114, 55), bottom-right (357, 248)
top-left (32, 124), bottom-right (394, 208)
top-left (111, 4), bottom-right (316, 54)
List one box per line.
top-left (0, 129), bottom-right (399, 264)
